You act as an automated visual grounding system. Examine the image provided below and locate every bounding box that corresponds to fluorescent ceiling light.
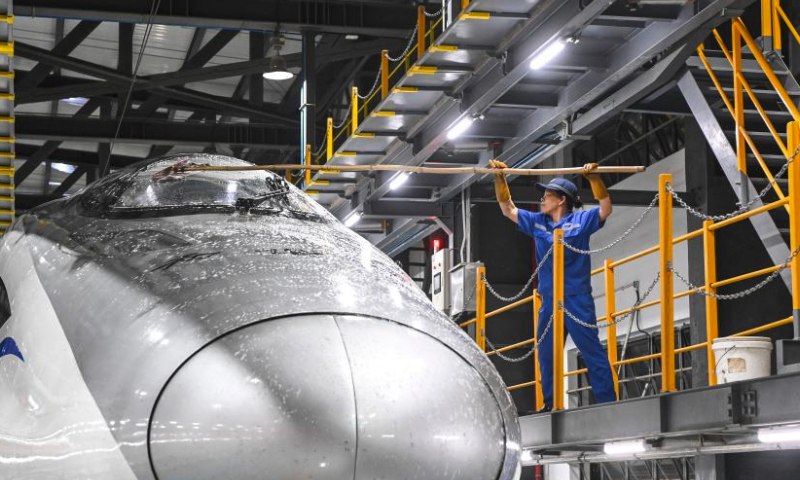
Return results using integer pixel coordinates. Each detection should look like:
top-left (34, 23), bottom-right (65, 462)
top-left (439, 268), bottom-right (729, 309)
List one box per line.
top-left (603, 439), bottom-right (648, 456)
top-left (263, 68), bottom-right (294, 81)
top-left (62, 97), bottom-right (88, 106)
top-left (520, 449), bottom-right (533, 463)
top-left (344, 212), bottom-right (362, 228)
top-left (263, 36), bottom-right (295, 81)
top-left (446, 117), bottom-right (475, 140)
top-left (529, 40), bottom-right (565, 70)
top-left (389, 172), bottom-right (410, 190)
top-left (345, 34), bottom-right (360, 40)
top-left (52, 163), bottom-right (76, 174)
top-left (758, 426), bottom-right (800, 443)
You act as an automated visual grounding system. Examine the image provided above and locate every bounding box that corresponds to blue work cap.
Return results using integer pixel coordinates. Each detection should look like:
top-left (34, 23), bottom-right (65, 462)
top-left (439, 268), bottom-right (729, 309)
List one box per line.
top-left (534, 177), bottom-right (579, 203)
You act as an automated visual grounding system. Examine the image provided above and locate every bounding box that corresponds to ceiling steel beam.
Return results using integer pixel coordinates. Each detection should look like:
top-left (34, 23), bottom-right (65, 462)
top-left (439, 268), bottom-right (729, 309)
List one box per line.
top-left (132, 29), bottom-right (238, 118)
top-left (14, 42), bottom-right (299, 125)
top-left (17, 39), bottom-right (403, 110)
top-left (15, 99), bottom-right (101, 185)
top-left (17, 20), bottom-right (100, 91)
top-left (363, 200), bottom-right (452, 220)
top-left (14, 0), bottom-right (417, 38)
top-left (16, 115), bottom-right (298, 150)
top-left (16, 143), bottom-right (143, 168)
top-left (50, 167), bottom-right (88, 197)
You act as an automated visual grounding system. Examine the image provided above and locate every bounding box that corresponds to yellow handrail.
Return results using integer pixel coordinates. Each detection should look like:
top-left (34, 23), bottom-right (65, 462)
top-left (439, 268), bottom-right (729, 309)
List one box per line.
top-left (699, 30), bottom-right (791, 206)
top-left (552, 229), bottom-right (566, 411)
top-left (310, 6), bottom-right (451, 172)
top-left (776, 4), bottom-right (800, 47)
top-left (710, 29), bottom-right (791, 160)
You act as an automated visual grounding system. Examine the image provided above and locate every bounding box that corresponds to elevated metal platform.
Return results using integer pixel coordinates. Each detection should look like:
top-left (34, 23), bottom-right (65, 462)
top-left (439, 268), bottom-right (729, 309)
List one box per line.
top-left (520, 372), bottom-right (800, 465)
top-left (305, 0), bottom-right (758, 252)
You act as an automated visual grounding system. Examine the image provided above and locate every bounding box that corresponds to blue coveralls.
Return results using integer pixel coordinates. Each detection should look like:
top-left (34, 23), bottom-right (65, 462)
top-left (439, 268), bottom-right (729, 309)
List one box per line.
top-left (517, 207), bottom-right (617, 408)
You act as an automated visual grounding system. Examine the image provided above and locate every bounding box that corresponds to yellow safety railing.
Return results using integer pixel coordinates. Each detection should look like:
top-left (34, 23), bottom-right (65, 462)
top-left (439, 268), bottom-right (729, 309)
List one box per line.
top-left (697, 6), bottom-right (800, 209)
top-left (311, 6), bottom-right (449, 168)
top-left (460, 120), bottom-right (800, 411)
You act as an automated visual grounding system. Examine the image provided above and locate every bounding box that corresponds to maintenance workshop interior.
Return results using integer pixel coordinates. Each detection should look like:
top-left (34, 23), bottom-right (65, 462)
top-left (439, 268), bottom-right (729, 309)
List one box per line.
top-left (1, 0), bottom-right (800, 479)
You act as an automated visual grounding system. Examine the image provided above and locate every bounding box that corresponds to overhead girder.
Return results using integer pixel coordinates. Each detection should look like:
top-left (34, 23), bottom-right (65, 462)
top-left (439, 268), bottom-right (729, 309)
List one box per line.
top-left (16, 115), bottom-right (299, 151)
top-left (14, 41), bottom-right (299, 125)
top-left (13, 0), bottom-right (419, 38)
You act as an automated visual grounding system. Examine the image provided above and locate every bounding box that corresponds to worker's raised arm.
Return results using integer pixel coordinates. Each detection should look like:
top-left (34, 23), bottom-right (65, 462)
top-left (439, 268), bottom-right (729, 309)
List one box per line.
top-left (583, 163), bottom-right (612, 222)
top-left (489, 160), bottom-right (519, 224)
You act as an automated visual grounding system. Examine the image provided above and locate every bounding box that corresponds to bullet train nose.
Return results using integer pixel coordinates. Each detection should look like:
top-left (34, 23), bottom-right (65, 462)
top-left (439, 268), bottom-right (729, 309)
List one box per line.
top-left (148, 314), bottom-right (507, 480)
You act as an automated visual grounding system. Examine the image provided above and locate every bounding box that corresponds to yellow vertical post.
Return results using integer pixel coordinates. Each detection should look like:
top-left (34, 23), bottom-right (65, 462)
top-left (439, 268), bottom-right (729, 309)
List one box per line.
top-left (788, 121), bottom-right (800, 337)
top-left (476, 266), bottom-right (487, 351)
top-left (462, 0), bottom-right (470, 9)
top-left (553, 229), bottom-right (565, 411)
top-left (304, 144), bottom-right (312, 185)
top-left (533, 291), bottom-right (544, 411)
top-left (762, 0), bottom-right (773, 46)
top-left (351, 87), bottom-right (359, 135)
top-left (659, 174), bottom-right (676, 392)
top-left (604, 259), bottom-right (619, 399)
top-left (733, 25), bottom-right (746, 178)
top-left (703, 219), bottom-right (719, 386)
top-left (417, 7), bottom-right (426, 59)
top-left (381, 50), bottom-right (389, 100)
top-left (774, 0), bottom-right (782, 51)
top-left (326, 117), bottom-right (333, 162)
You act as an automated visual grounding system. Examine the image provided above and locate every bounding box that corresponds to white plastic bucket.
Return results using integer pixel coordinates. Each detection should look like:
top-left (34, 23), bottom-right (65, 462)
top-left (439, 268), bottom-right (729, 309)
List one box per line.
top-left (712, 336), bottom-right (773, 383)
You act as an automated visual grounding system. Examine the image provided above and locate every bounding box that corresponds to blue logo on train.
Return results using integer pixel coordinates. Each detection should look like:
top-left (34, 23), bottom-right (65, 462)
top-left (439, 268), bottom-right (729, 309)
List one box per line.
top-left (0, 337), bottom-right (24, 362)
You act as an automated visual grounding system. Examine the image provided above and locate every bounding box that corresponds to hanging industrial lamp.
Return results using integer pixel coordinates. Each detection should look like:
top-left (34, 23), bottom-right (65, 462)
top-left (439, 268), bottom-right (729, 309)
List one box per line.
top-left (263, 35), bottom-right (294, 81)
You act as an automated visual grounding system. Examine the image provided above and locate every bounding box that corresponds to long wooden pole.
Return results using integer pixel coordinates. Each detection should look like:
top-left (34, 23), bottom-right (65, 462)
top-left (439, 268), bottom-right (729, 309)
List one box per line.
top-left (177, 164), bottom-right (645, 177)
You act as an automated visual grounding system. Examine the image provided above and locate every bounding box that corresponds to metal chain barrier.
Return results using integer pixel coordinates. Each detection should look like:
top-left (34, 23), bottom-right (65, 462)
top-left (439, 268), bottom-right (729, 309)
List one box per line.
top-left (561, 272), bottom-right (661, 330)
top-left (385, 23), bottom-right (420, 62)
top-left (485, 315), bottom-right (553, 363)
top-left (356, 68), bottom-right (383, 100)
top-left (669, 143), bottom-right (800, 222)
top-left (561, 193), bottom-right (659, 255)
top-left (484, 244), bottom-right (554, 303)
top-left (313, 129), bottom-right (328, 156)
top-left (671, 246), bottom-right (800, 300)
top-left (332, 108), bottom-right (351, 129)
top-left (423, 6), bottom-right (444, 17)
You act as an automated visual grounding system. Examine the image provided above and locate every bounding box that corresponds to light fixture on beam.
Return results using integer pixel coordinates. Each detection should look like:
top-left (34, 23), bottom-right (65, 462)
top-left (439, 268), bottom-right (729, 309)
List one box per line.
top-left (529, 39), bottom-right (566, 70)
top-left (446, 117), bottom-right (476, 140)
top-left (62, 97), bottom-right (88, 106)
top-left (389, 172), bottom-right (410, 190)
top-left (520, 449), bottom-right (533, 463)
top-left (344, 211), bottom-right (362, 228)
top-left (263, 35), bottom-right (294, 81)
top-left (758, 425), bottom-right (800, 443)
top-left (603, 439), bottom-right (648, 456)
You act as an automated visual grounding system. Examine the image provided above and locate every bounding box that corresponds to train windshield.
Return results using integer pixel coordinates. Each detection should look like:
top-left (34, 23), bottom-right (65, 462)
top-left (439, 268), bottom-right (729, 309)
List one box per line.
top-left (78, 154), bottom-right (331, 220)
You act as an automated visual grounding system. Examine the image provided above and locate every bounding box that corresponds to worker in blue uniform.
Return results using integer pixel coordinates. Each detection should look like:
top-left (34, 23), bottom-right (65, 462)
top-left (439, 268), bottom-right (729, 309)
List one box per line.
top-left (489, 160), bottom-right (617, 411)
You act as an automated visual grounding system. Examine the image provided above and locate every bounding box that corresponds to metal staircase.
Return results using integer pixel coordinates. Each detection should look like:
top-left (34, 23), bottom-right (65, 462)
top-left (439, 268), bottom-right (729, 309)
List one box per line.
top-left (299, 0), bottom-right (757, 253)
top-left (678, 19), bottom-right (799, 292)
